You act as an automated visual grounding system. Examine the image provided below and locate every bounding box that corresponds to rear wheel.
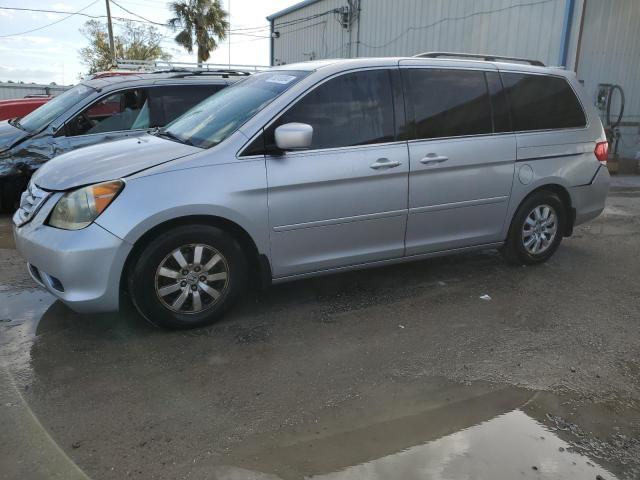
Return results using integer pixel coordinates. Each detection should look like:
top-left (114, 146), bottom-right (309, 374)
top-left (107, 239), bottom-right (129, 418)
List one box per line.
top-left (502, 191), bottom-right (566, 265)
top-left (128, 225), bottom-right (248, 329)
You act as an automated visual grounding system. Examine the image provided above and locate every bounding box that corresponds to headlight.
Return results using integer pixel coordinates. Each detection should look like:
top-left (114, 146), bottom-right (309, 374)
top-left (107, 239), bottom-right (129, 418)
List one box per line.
top-left (48, 180), bottom-right (124, 230)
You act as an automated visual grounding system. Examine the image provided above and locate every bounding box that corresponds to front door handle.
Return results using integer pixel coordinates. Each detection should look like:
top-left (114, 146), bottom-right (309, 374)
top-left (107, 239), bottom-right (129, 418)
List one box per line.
top-left (370, 158), bottom-right (401, 170)
top-left (420, 154), bottom-right (449, 165)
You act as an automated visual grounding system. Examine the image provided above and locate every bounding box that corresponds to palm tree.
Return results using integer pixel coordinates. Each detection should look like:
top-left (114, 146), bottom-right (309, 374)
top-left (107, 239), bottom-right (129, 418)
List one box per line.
top-left (168, 0), bottom-right (229, 66)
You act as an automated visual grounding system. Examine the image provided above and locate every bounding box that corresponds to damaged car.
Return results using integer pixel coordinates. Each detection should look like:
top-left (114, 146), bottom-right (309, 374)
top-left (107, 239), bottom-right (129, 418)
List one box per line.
top-left (0, 69), bottom-right (245, 211)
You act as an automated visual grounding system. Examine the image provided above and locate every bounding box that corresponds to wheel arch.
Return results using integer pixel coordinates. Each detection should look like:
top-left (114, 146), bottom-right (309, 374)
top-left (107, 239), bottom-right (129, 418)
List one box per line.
top-left (509, 183), bottom-right (574, 237)
top-left (120, 215), bottom-right (271, 299)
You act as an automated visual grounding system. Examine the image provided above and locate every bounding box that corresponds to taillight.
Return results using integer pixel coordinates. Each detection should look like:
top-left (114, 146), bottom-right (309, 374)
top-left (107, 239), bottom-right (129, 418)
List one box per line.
top-left (594, 141), bottom-right (609, 166)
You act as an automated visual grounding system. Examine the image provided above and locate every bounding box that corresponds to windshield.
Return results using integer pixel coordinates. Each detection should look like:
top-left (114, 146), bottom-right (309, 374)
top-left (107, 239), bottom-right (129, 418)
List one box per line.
top-left (19, 84), bottom-right (94, 133)
top-left (163, 71), bottom-right (309, 149)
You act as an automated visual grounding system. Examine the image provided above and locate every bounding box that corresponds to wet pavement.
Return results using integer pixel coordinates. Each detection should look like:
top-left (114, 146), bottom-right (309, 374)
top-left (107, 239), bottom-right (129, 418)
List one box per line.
top-left (1, 176), bottom-right (640, 479)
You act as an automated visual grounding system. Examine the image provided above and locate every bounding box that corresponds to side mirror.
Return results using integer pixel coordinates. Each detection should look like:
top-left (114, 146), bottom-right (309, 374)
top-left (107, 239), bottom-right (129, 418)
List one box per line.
top-left (274, 122), bottom-right (313, 151)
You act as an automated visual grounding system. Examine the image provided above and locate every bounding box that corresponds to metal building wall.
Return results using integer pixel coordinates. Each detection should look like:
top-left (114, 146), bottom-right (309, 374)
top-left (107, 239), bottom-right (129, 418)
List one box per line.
top-left (573, 0), bottom-right (639, 159)
top-left (271, 0), bottom-right (568, 66)
top-left (270, 0), bottom-right (349, 65)
top-left (356, 0), bottom-right (566, 64)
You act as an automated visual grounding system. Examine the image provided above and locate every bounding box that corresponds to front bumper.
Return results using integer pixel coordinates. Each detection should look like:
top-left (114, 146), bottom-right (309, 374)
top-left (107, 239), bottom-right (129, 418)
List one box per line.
top-left (571, 165), bottom-right (611, 226)
top-left (13, 214), bottom-right (132, 313)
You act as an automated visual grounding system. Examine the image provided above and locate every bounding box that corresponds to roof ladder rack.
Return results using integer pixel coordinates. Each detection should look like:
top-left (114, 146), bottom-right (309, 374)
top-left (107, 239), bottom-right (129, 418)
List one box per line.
top-left (412, 52), bottom-right (545, 67)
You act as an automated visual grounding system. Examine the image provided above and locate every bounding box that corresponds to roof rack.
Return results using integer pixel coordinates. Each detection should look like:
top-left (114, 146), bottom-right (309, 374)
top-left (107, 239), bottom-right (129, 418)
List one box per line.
top-left (116, 60), bottom-right (269, 77)
top-left (412, 52), bottom-right (545, 67)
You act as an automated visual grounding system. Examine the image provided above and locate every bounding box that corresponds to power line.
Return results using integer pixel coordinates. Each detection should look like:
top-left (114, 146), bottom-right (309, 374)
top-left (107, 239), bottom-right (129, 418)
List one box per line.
top-left (0, 5), bottom-right (150, 27)
top-left (0, 0), bottom-right (99, 38)
top-left (110, 0), bottom-right (165, 26)
top-left (0, 4), bottom-right (334, 37)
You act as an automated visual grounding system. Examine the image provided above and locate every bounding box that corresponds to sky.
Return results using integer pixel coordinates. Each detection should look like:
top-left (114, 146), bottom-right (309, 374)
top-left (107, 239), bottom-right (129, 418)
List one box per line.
top-left (0, 0), bottom-right (299, 84)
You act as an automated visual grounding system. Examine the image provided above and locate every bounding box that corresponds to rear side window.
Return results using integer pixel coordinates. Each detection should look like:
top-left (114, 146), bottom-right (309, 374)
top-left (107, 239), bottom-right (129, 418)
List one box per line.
top-left (402, 69), bottom-right (493, 139)
top-left (500, 73), bottom-right (586, 131)
top-left (276, 69), bottom-right (395, 149)
top-left (150, 84), bottom-right (226, 127)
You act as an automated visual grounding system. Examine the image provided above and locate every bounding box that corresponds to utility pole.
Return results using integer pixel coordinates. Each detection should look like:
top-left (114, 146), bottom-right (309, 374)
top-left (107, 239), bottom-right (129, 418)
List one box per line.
top-left (228, 0), bottom-right (231, 68)
top-left (105, 0), bottom-right (116, 67)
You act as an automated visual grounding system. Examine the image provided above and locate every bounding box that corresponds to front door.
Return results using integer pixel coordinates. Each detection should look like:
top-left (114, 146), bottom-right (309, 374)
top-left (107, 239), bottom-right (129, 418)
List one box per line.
top-left (265, 69), bottom-right (409, 278)
top-left (401, 66), bottom-right (517, 255)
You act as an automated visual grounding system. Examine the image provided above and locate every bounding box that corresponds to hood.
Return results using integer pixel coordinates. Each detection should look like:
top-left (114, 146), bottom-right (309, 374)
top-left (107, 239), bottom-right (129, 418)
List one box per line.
top-left (33, 134), bottom-right (202, 191)
top-left (0, 120), bottom-right (29, 151)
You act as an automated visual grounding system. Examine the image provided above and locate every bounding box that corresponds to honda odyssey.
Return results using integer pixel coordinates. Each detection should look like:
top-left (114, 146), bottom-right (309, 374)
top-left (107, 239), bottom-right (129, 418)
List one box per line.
top-left (13, 54), bottom-right (610, 328)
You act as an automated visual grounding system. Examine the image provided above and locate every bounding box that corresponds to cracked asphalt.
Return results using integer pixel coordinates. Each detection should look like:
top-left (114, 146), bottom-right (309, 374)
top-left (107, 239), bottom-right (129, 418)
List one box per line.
top-left (1, 176), bottom-right (639, 480)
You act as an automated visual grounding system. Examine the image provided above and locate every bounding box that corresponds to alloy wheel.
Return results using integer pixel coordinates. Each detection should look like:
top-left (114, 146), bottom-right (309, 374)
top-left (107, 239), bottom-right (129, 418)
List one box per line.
top-left (154, 244), bottom-right (229, 313)
top-left (521, 204), bottom-right (558, 255)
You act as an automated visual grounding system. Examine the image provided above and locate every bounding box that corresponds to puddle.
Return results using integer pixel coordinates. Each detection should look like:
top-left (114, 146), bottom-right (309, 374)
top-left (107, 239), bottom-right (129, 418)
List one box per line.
top-left (215, 386), bottom-right (630, 480)
top-left (0, 289), bottom-right (56, 383)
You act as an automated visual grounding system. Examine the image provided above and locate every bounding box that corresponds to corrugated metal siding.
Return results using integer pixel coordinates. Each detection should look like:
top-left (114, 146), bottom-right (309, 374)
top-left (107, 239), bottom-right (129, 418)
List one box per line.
top-left (272, 0), bottom-right (348, 65)
top-left (272, 0), bottom-right (568, 66)
top-left (356, 0), bottom-right (565, 65)
top-left (0, 83), bottom-right (69, 100)
top-left (575, 0), bottom-right (640, 158)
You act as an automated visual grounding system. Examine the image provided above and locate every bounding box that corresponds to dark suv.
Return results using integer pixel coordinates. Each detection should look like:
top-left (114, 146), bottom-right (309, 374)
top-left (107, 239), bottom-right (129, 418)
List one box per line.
top-left (0, 70), bottom-right (246, 211)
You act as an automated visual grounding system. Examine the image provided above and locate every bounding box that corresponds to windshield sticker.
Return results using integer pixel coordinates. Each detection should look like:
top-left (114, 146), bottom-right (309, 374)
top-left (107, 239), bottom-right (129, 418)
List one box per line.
top-left (265, 75), bottom-right (297, 85)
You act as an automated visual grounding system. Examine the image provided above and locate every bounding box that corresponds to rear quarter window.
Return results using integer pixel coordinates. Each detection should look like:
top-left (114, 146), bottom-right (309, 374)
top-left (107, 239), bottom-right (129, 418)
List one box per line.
top-left (500, 73), bottom-right (586, 131)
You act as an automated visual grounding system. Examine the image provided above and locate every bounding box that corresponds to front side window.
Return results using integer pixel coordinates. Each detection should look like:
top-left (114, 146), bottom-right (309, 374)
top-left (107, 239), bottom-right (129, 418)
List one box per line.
top-left (163, 71), bottom-right (309, 149)
top-left (274, 69), bottom-right (395, 150)
top-left (501, 73), bottom-right (586, 131)
top-left (19, 84), bottom-right (94, 133)
top-left (67, 88), bottom-right (149, 136)
top-left (402, 68), bottom-right (493, 140)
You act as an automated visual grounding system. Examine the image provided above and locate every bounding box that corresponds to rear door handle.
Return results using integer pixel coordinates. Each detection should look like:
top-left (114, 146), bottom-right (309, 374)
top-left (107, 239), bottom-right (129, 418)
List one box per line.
top-left (420, 154), bottom-right (449, 165)
top-left (370, 158), bottom-right (401, 170)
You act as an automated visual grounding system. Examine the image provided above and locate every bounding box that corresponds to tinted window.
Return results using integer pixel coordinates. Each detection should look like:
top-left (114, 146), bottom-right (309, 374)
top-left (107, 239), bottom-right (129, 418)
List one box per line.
top-left (150, 84), bottom-right (225, 126)
top-left (403, 69), bottom-right (492, 139)
top-left (67, 88), bottom-right (149, 136)
top-left (501, 73), bottom-right (586, 131)
top-left (276, 69), bottom-right (395, 149)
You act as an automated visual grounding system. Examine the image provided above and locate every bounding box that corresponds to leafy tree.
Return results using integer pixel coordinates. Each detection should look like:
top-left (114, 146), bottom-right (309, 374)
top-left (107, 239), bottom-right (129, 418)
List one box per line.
top-left (79, 20), bottom-right (171, 74)
top-left (168, 0), bottom-right (228, 65)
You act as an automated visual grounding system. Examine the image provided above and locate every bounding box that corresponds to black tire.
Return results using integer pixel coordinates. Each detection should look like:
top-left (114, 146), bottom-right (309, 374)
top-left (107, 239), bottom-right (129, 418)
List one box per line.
top-left (502, 190), bottom-right (566, 265)
top-left (128, 225), bottom-right (248, 329)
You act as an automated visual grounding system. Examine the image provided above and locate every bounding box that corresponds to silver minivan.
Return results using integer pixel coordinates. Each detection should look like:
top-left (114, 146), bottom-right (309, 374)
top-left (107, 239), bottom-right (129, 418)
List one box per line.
top-left (13, 54), bottom-right (610, 328)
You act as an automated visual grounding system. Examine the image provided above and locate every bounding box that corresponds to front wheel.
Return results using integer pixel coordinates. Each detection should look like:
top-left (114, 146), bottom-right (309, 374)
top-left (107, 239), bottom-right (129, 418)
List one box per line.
top-left (128, 225), bottom-right (248, 329)
top-left (502, 191), bottom-right (566, 265)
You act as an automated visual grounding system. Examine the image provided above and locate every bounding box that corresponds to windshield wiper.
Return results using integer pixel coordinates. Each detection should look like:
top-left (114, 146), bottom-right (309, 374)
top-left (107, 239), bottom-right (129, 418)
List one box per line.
top-left (155, 129), bottom-right (193, 146)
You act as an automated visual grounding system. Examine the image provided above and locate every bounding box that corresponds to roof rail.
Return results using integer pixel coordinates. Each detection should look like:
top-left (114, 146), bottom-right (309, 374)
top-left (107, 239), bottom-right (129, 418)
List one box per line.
top-left (154, 69), bottom-right (253, 79)
top-left (412, 52), bottom-right (545, 67)
top-left (116, 60), bottom-right (270, 75)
